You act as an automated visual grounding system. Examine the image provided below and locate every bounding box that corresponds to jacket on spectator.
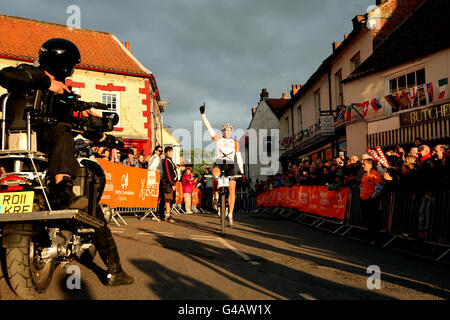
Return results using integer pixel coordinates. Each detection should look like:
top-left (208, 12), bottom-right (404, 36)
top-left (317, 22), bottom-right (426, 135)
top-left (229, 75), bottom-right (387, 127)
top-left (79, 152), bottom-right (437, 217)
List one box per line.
top-left (122, 158), bottom-right (140, 168)
top-left (360, 169), bottom-right (383, 200)
top-left (148, 154), bottom-right (163, 177)
top-left (182, 173), bottom-right (195, 193)
top-left (161, 156), bottom-right (178, 189)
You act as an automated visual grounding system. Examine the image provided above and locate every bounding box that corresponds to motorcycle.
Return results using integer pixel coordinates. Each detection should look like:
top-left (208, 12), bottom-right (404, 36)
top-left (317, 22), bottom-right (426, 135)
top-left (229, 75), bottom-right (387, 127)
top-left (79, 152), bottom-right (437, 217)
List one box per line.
top-left (0, 89), bottom-right (122, 299)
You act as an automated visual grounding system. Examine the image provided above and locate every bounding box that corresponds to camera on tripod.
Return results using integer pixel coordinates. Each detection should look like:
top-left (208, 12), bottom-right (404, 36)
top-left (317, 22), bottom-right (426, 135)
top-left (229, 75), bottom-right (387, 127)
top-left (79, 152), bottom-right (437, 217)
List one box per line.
top-left (29, 89), bottom-right (118, 133)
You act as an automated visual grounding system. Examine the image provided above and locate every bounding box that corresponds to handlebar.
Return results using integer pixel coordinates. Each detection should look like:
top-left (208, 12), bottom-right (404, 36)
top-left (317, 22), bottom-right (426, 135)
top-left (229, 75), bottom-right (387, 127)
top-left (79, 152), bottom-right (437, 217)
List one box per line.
top-left (204, 175), bottom-right (242, 179)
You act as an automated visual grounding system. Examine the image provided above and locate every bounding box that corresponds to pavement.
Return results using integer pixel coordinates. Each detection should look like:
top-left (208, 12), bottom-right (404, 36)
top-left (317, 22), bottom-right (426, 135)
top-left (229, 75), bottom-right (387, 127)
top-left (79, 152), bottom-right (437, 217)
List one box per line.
top-left (1, 209), bottom-right (449, 300)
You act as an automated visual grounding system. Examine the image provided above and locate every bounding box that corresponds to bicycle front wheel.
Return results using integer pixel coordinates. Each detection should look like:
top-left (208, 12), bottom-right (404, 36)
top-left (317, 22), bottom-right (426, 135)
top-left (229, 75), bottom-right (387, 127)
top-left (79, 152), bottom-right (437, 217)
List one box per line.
top-left (220, 193), bottom-right (226, 235)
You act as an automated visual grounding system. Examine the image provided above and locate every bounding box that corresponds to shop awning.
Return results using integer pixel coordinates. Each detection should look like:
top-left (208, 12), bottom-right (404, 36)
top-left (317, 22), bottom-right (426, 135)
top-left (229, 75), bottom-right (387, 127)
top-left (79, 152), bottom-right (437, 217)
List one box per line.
top-left (367, 117), bottom-right (450, 148)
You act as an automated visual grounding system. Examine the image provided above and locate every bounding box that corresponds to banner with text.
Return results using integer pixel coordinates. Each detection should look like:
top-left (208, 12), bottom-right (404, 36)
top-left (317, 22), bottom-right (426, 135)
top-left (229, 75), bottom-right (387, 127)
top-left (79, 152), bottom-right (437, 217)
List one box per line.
top-left (97, 158), bottom-right (160, 209)
top-left (257, 186), bottom-right (349, 220)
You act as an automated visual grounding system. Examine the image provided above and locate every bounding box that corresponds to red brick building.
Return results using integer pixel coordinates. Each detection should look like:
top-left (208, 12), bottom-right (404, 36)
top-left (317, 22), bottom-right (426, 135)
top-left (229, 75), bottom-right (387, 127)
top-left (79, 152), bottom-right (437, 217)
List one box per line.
top-left (0, 14), bottom-right (166, 156)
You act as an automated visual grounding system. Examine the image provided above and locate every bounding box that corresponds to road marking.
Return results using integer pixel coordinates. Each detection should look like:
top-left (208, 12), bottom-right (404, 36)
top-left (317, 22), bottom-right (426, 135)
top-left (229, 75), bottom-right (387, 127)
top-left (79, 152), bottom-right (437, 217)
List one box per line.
top-left (299, 293), bottom-right (317, 300)
top-left (136, 231), bottom-right (174, 237)
top-left (217, 238), bottom-right (260, 265)
top-left (190, 235), bottom-right (218, 241)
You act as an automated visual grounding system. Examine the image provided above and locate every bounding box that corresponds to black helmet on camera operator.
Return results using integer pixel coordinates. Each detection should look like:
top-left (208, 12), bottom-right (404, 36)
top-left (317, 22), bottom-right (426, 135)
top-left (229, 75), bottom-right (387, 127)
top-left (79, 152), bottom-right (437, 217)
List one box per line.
top-left (37, 38), bottom-right (81, 81)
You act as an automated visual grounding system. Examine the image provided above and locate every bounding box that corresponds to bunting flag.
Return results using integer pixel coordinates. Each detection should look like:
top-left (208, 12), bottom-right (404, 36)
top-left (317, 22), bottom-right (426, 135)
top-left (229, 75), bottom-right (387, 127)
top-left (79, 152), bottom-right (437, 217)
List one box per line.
top-left (384, 94), bottom-right (401, 111)
top-left (438, 78), bottom-right (448, 99)
top-left (417, 87), bottom-right (427, 106)
top-left (396, 90), bottom-right (411, 109)
top-left (426, 82), bottom-right (434, 103)
top-left (346, 104), bottom-right (352, 121)
top-left (336, 105), bottom-right (346, 121)
top-left (370, 98), bottom-right (382, 111)
top-left (315, 122), bottom-right (320, 130)
top-left (409, 87), bottom-right (417, 108)
top-left (354, 101), bottom-right (369, 118)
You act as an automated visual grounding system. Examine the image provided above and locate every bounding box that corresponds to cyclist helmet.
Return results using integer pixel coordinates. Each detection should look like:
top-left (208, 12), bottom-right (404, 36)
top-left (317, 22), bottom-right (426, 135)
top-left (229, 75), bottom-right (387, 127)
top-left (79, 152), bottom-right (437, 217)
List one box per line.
top-left (37, 38), bottom-right (81, 81)
top-left (221, 123), bottom-right (233, 131)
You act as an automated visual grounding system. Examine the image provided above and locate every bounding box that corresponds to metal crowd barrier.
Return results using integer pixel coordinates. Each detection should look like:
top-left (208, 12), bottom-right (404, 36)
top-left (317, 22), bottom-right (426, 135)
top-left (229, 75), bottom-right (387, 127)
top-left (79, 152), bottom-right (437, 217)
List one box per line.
top-left (341, 186), bottom-right (392, 237)
top-left (110, 207), bottom-right (160, 225)
top-left (252, 185), bottom-right (450, 262)
top-left (387, 189), bottom-right (450, 246)
top-left (236, 196), bottom-right (257, 213)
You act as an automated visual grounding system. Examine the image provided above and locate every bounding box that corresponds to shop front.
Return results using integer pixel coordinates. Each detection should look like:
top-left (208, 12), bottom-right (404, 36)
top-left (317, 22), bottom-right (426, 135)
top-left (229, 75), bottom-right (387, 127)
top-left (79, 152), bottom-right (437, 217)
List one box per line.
top-left (367, 102), bottom-right (450, 149)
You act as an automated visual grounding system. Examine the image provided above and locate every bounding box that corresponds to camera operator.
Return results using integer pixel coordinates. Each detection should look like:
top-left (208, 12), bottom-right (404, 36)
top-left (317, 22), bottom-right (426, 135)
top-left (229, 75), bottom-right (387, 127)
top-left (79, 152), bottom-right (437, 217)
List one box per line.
top-left (0, 38), bottom-right (133, 286)
top-left (0, 38), bottom-right (87, 209)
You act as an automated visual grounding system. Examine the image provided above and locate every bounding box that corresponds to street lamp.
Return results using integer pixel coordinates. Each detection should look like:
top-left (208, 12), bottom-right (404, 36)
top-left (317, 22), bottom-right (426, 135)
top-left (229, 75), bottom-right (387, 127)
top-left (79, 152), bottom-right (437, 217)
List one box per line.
top-left (157, 100), bottom-right (171, 148)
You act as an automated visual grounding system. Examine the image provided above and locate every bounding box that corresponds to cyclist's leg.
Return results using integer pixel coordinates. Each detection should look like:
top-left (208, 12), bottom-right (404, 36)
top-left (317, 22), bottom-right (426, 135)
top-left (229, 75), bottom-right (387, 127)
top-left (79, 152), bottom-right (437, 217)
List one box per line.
top-left (228, 180), bottom-right (236, 217)
top-left (212, 179), bottom-right (219, 210)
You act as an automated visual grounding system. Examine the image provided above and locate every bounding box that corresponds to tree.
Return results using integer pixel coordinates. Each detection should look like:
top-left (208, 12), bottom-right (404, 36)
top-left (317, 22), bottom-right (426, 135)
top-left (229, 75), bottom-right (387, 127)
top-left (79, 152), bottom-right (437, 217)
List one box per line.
top-left (181, 148), bottom-right (214, 176)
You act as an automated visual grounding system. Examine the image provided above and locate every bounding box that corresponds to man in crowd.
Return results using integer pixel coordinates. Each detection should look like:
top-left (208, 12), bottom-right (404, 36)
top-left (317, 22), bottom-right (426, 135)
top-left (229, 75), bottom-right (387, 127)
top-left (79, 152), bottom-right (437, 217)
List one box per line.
top-left (0, 38), bottom-right (133, 286)
top-left (160, 146), bottom-right (178, 223)
top-left (200, 166), bottom-right (214, 211)
top-left (418, 145), bottom-right (432, 167)
top-left (360, 157), bottom-right (384, 245)
top-left (122, 149), bottom-right (140, 167)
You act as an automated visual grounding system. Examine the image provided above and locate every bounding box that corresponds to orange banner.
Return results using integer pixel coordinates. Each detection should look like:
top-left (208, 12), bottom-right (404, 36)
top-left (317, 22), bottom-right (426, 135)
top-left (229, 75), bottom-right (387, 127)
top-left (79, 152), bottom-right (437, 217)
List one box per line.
top-left (174, 181), bottom-right (202, 206)
top-left (98, 158), bottom-right (160, 209)
top-left (256, 186), bottom-right (349, 220)
top-left (175, 182), bottom-right (183, 205)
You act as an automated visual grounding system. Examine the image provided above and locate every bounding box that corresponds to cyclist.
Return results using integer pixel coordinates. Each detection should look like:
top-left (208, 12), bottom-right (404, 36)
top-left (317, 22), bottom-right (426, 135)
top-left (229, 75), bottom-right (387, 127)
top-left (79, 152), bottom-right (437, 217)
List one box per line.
top-left (199, 103), bottom-right (245, 227)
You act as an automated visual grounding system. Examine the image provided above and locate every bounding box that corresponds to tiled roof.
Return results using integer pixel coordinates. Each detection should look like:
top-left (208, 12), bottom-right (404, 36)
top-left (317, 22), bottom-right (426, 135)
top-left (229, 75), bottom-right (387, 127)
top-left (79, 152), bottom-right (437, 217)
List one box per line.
top-left (0, 14), bottom-right (152, 77)
top-left (345, 0), bottom-right (450, 82)
top-left (266, 98), bottom-right (290, 117)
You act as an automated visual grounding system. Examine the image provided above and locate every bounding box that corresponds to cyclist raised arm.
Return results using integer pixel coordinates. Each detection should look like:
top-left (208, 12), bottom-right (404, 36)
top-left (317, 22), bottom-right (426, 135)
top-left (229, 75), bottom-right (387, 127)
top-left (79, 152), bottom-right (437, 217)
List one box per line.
top-left (200, 103), bottom-right (245, 227)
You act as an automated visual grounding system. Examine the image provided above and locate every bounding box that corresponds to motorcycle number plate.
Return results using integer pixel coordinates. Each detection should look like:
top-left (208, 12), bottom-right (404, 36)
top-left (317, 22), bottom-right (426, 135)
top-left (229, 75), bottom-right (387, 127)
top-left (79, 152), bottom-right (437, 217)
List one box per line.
top-left (218, 177), bottom-right (229, 188)
top-left (0, 191), bottom-right (34, 214)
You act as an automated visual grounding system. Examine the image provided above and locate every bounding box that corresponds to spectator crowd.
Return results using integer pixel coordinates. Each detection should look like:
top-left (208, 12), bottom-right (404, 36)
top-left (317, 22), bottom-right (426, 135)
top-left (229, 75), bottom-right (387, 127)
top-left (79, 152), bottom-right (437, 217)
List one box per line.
top-left (255, 139), bottom-right (450, 194)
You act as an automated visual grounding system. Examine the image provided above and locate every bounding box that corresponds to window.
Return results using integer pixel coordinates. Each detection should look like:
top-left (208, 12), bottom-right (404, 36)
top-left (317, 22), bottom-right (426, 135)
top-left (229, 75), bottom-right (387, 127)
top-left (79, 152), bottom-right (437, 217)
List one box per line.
top-left (297, 105), bottom-right (302, 132)
top-left (335, 70), bottom-right (343, 107)
top-left (266, 136), bottom-right (272, 157)
top-left (101, 92), bottom-right (120, 126)
top-left (389, 68), bottom-right (426, 108)
top-left (314, 89), bottom-right (321, 120)
top-left (351, 52), bottom-right (361, 71)
top-left (71, 87), bottom-right (80, 95)
top-left (285, 116), bottom-right (290, 137)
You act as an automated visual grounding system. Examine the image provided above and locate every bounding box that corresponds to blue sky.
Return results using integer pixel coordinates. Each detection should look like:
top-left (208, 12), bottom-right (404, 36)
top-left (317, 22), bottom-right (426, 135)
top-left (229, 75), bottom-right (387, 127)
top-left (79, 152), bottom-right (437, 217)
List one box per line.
top-left (1, 0), bottom-right (375, 148)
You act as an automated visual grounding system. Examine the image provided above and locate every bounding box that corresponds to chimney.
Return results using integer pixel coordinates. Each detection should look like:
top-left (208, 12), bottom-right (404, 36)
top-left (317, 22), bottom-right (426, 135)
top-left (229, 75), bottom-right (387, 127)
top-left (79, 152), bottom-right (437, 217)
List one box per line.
top-left (282, 92), bottom-right (288, 99)
top-left (352, 15), bottom-right (366, 31)
top-left (251, 107), bottom-right (257, 117)
top-left (332, 41), bottom-right (341, 52)
top-left (290, 84), bottom-right (301, 97)
top-left (260, 88), bottom-right (269, 101)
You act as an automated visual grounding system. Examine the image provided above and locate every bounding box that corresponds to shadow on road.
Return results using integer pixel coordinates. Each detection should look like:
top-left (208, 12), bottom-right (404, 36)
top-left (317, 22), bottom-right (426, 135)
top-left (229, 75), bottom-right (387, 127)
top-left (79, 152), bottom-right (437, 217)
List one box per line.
top-left (166, 213), bottom-right (450, 299)
top-left (130, 257), bottom-right (230, 300)
top-left (232, 212), bottom-right (450, 299)
top-left (148, 235), bottom-right (395, 300)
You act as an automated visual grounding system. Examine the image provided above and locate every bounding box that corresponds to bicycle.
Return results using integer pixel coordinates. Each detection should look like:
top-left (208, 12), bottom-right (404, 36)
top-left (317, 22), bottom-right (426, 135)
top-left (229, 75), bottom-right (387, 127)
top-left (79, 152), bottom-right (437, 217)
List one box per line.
top-left (204, 173), bottom-right (242, 235)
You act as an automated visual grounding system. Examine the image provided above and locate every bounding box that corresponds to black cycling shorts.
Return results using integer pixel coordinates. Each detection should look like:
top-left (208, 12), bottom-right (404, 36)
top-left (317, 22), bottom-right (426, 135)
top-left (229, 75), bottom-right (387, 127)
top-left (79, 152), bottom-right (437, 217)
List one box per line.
top-left (213, 163), bottom-right (235, 177)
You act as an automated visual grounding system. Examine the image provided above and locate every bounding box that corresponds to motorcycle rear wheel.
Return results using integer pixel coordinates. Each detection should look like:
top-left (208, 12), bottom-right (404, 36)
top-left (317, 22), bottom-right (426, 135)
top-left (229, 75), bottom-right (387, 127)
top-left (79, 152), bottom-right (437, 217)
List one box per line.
top-left (5, 234), bottom-right (55, 299)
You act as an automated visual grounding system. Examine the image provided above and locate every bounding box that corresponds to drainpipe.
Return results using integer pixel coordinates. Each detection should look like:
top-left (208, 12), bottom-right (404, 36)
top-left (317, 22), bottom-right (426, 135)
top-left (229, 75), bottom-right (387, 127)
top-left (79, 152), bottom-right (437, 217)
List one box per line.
top-left (327, 65), bottom-right (337, 157)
